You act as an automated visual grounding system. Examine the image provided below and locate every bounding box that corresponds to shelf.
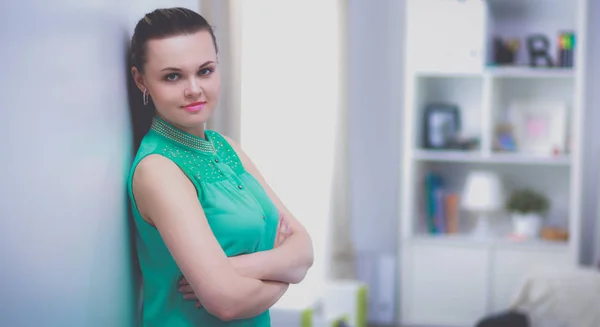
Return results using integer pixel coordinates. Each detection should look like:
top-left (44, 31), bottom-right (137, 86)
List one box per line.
top-left (412, 150), bottom-right (482, 163)
top-left (415, 71), bottom-right (483, 78)
top-left (488, 152), bottom-right (571, 166)
top-left (414, 67), bottom-right (575, 79)
top-left (410, 234), bottom-right (569, 251)
top-left (485, 66), bottom-right (575, 79)
top-left (412, 150), bottom-right (571, 166)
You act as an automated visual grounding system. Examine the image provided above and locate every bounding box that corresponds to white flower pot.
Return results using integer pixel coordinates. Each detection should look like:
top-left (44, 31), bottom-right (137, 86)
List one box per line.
top-left (512, 213), bottom-right (543, 238)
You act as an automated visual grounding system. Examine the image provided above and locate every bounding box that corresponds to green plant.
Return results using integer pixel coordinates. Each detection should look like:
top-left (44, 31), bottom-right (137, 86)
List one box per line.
top-left (505, 189), bottom-right (550, 215)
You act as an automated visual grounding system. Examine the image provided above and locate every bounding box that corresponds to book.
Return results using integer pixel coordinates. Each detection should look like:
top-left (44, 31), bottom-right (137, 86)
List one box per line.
top-left (424, 172), bottom-right (460, 234)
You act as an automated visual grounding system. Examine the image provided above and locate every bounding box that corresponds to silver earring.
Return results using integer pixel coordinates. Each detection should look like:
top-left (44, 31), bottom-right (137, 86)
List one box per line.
top-left (143, 88), bottom-right (149, 106)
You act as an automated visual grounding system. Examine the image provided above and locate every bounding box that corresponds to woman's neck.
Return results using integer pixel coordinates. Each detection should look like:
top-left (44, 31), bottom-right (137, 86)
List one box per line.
top-left (156, 113), bottom-right (206, 140)
top-left (179, 124), bottom-right (206, 139)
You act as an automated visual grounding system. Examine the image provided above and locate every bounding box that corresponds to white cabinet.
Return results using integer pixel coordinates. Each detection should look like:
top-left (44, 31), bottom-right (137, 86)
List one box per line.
top-left (402, 240), bottom-right (573, 326)
top-left (490, 246), bottom-right (571, 312)
top-left (405, 0), bottom-right (487, 74)
top-left (404, 243), bottom-right (488, 327)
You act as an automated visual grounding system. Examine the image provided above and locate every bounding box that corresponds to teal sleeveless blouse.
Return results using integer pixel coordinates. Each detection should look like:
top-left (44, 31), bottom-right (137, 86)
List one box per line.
top-left (127, 116), bottom-right (279, 327)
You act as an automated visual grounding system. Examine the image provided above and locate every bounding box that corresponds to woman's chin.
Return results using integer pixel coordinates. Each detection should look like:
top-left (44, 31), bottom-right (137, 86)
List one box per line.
top-left (178, 109), bottom-right (210, 123)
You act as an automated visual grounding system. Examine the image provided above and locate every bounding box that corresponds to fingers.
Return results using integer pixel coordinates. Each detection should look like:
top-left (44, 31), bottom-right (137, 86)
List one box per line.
top-left (178, 284), bottom-right (199, 301)
top-left (279, 217), bottom-right (292, 237)
top-left (178, 285), bottom-right (194, 293)
top-left (177, 276), bottom-right (203, 307)
top-left (274, 217), bottom-right (293, 248)
top-left (183, 293), bottom-right (197, 300)
top-left (274, 216), bottom-right (284, 247)
top-left (279, 219), bottom-right (287, 234)
top-left (273, 213), bottom-right (294, 248)
top-left (275, 232), bottom-right (285, 248)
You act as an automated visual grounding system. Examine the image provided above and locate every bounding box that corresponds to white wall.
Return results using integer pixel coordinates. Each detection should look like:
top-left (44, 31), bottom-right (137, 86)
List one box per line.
top-left (346, 0), bottom-right (405, 323)
top-left (583, 0), bottom-right (600, 266)
top-left (238, 0), bottom-right (341, 307)
top-left (347, 0), bottom-right (404, 254)
top-left (0, 1), bottom-right (198, 326)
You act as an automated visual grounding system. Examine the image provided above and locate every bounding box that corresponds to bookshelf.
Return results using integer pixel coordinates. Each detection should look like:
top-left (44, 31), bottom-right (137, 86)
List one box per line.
top-left (399, 0), bottom-right (589, 326)
top-left (413, 149), bottom-right (572, 166)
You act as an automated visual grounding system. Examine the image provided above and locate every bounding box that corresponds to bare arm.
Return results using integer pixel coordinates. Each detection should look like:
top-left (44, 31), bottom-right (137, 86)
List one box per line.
top-left (133, 154), bottom-right (288, 321)
top-left (227, 216), bottom-right (302, 283)
top-left (224, 136), bottom-right (314, 283)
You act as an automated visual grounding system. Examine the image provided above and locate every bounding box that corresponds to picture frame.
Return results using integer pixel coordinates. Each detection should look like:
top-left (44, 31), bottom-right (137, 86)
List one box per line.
top-left (508, 100), bottom-right (568, 156)
top-left (423, 103), bottom-right (461, 149)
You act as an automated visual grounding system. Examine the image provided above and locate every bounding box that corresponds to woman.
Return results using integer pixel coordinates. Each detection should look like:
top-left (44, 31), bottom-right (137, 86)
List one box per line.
top-left (127, 7), bottom-right (314, 326)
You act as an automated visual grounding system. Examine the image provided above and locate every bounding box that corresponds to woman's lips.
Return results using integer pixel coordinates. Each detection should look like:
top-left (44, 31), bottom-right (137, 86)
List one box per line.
top-left (183, 101), bottom-right (206, 112)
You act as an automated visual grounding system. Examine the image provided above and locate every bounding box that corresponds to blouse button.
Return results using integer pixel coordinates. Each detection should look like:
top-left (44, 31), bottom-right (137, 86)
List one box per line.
top-left (214, 158), bottom-right (219, 163)
top-left (238, 185), bottom-right (243, 190)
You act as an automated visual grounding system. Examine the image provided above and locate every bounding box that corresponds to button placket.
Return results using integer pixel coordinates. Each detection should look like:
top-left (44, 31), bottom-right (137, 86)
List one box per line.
top-left (214, 158), bottom-right (240, 186)
top-left (235, 179), bottom-right (266, 222)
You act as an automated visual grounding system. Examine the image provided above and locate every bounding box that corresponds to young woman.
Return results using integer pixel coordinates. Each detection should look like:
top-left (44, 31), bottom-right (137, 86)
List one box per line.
top-left (127, 7), bottom-right (314, 326)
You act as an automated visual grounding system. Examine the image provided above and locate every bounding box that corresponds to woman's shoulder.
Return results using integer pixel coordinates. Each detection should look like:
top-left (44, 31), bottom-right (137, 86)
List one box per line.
top-left (205, 130), bottom-right (235, 149)
top-left (205, 131), bottom-right (255, 165)
top-left (205, 130), bottom-right (247, 173)
top-left (128, 133), bottom-right (185, 185)
top-left (129, 134), bottom-right (165, 170)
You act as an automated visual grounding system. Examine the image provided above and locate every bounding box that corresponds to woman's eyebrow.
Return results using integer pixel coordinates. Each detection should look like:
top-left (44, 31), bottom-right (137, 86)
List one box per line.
top-left (160, 61), bottom-right (216, 72)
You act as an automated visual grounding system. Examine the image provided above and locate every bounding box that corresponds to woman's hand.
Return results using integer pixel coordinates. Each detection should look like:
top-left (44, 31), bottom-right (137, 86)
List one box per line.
top-left (178, 277), bottom-right (203, 307)
top-left (274, 213), bottom-right (293, 248)
top-left (178, 213), bottom-right (293, 306)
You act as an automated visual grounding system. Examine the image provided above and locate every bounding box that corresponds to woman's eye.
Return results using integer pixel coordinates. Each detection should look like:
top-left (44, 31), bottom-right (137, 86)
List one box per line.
top-left (165, 73), bottom-right (180, 81)
top-left (199, 68), bottom-right (214, 76)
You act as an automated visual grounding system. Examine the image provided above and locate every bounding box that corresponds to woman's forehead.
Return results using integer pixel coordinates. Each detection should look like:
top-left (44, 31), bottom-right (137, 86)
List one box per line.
top-left (146, 31), bottom-right (216, 69)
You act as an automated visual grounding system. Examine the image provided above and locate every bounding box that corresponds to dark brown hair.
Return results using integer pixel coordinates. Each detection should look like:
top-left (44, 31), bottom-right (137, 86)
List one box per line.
top-left (130, 7), bottom-right (218, 73)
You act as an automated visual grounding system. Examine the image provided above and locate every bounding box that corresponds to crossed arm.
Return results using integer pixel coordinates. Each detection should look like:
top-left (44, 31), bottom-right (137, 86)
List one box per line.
top-left (132, 138), bottom-right (313, 322)
top-left (224, 135), bottom-right (314, 284)
top-left (179, 136), bottom-right (314, 307)
top-left (228, 223), bottom-right (312, 284)
top-left (180, 215), bottom-right (309, 307)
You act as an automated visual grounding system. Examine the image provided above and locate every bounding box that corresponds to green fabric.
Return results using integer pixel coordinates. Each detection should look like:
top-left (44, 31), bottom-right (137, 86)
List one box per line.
top-left (300, 308), bottom-right (313, 327)
top-left (127, 116), bottom-right (280, 327)
top-left (356, 285), bottom-right (368, 327)
top-left (332, 315), bottom-right (349, 327)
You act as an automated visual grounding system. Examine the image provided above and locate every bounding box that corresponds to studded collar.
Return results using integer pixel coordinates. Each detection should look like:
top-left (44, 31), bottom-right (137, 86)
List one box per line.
top-left (150, 116), bottom-right (216, 154)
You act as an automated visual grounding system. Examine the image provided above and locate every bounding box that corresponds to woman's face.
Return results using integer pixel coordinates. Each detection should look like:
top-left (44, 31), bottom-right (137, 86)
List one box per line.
top-left (132, 30), bottom-right (220, 133)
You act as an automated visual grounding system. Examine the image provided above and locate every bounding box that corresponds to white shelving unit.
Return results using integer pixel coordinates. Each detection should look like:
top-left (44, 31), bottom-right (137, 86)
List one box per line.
top-left (399, 0), bottom-right (589, 326)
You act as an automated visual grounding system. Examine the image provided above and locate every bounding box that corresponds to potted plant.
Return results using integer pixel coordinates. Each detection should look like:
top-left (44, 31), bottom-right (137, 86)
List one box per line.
top-left (505, 189), bottom-right (550, 238)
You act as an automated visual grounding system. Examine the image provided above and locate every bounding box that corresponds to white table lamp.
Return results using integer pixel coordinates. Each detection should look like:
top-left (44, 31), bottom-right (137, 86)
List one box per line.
top-left (461, 170), bottom-right (504, 238)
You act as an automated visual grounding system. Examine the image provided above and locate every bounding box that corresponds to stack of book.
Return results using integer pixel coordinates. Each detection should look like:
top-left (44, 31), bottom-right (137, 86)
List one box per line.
top-left (558, 31), bottom-right (575, 67)
top-left (424, 172), bottom-right (460, 235)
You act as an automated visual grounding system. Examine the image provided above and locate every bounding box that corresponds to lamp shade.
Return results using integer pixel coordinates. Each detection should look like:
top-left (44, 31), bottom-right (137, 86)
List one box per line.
top-left (461, 171), bottom-right (503, 212)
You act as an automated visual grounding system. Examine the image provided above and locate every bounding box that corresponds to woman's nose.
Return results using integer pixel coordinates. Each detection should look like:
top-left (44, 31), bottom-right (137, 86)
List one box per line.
top-left (185, 78), bottom-right (202, 97)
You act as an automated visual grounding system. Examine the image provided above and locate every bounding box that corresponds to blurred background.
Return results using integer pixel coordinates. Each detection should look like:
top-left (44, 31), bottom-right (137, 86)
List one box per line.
top-left (1, 0), bottom-right (599, 326)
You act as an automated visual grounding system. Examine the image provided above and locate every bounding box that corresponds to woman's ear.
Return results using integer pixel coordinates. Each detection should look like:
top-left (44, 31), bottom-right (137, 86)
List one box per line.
top-left (131, 66), bottom-right (146, 93)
